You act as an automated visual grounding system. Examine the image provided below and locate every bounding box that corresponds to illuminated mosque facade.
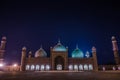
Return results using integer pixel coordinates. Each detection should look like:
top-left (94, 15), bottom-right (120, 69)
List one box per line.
top-left (0, 36), bottom-right (120, 71)
top-left (21, 40), bottom-right (98, 71)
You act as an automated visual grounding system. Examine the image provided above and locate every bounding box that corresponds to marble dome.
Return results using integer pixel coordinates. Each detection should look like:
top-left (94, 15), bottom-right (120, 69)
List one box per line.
top-left (35, 47), bottom-right (47, 57)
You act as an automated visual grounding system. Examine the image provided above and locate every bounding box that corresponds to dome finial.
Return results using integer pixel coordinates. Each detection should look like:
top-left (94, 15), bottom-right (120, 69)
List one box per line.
top-left (58, 38), bottom-right (61, 43)
top-left (76, 44), bottom-right (78, 49)
top-left (40, 45), bottom-right (42, 49)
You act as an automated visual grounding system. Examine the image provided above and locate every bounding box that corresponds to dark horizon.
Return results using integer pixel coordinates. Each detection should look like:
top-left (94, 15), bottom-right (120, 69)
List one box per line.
top-left (0, 1), bottom-right (120, 65)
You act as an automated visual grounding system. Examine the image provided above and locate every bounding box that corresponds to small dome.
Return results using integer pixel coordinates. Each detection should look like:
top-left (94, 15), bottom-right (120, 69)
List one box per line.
top-left (112, 36), bottom-right (116, 40)
top-left (92, 46), bottom-right (96, 52)
top-left (53, 40), bottom-right (67, 51)
top-left (72, 45), bottom-right (84, 58)
top-left (35, 47), bottom-right (47, 57)
top-left (22, 46), bottom-right (26, 50)
top-left (2, 36), bottom-right (6, 40)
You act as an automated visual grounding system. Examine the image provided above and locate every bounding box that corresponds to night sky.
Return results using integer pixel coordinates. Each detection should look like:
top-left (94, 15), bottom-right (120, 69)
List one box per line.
top-left (0, 1), bottom-right (120, 65)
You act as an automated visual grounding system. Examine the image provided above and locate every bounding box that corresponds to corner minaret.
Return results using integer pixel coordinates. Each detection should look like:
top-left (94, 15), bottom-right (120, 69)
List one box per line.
top-left (20, 46), bottom-right (27, 71)
top-left (0, 36), bottom-right (7, 63)
top-left (112, 36), bottom-right (119, 65)
top-left (92, 46), bottom-right (98, 71)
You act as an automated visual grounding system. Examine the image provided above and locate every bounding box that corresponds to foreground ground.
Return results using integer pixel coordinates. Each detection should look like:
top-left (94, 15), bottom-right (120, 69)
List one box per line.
top-left (0, 71), bottom-right (120, 80)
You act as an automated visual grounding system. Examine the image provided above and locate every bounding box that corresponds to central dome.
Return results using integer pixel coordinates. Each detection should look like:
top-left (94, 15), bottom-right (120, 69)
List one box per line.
top-left (72, 45), bottom-right (84, 58)
top-left (53, 40), bottom-right (67, 51)
top-left (35, 47), bottom-right (47, 57)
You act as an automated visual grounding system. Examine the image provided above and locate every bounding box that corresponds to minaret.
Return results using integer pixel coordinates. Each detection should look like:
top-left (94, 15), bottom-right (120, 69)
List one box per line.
top-left (111, 36), bottom-right (119, 65)
top-left (0, 36), bottom-right (7, 63)
top-left (28, 51), bottom-right (32, 58)
top-left (20, 46), bottom-right (27, 71)
top-left (92, 46), bottom-right (98, 71)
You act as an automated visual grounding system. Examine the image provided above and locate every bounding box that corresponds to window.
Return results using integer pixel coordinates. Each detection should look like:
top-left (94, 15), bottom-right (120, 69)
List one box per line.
top-left (88, 64), bottom-right (93, 70)
top-left (46, 65), bottom-right (50, 71)
top-left (79, 64), bottom-right (83, 70)
top-left (26, 65), bottom-right (30, 70)
top-left (102, 67), bottom-right (105, 71)
top-left (31, 65), bottom-right (35, 70)
top-left (36, 65), bottom-right (40, 71)
top-left (69, 65), bottom-right (73, 70)
top-left (57, 64), bottom-right (62, 70)
top-left (84, 64), bottom-right (88, 70)
top-left (74, 65), bottom-right (78, 71)
top-left (41, 65), bottom-right (44, 71)
top-left (112, 66), bottom-right (116, 70)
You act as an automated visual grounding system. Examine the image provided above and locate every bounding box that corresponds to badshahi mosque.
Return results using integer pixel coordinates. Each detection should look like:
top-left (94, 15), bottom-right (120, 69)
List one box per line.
top-left (0, 36), bottom-right (120, 71)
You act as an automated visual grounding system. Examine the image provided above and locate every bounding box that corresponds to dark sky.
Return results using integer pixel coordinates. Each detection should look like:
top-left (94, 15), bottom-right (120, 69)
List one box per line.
top-left (0, 1), bottom-right (120, 65)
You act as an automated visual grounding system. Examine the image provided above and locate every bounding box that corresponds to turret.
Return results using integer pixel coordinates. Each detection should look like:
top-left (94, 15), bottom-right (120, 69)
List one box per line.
top-left (111, 36), bottom-right (119, 65)
top-left (0, 36), bottom-right (7, 50)
top-left (92, 46), bottom-right (98, 71)
top-left (85, 51), bottom-right (90, 58)
top-left (20, 46), bottom-right (27, 71)
top-left (28, 51), bottom-right (32, 58)
top-left (0, 36), bottom-right (7, 63)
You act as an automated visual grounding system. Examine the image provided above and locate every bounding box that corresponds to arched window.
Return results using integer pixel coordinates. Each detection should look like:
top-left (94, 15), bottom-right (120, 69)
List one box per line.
top-left (118, 66), bottom-right (120, 70)
top-left (69, 65), bottom-right (73, 70)
top-left (31, 65), bottom-right (35, 70)
top-left (88, 64), bottom-right (93, 70)
top-left (84, 64), bottom-right (88, 70)
top-left (46, 65), bottom-right (50, 71)
top-left (79, 64), bottom-right (83, 70)
top-left (36, 65), bottom-right (40, 71)
top-left (41, 65), bottom-right (44, 71)
top-left (102, 67), bottom-right (105, 71)
top-left (112, 66), bottom-right (116, 70)
top-left (26, 65), bottom-right (30, 70)
top-left (74, 65), bottom-right (78, 71)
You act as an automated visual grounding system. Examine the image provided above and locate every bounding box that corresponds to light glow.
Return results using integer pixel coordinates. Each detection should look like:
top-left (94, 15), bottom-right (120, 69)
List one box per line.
top-left (13, 64), bottom-right (18, 67)
top-left (41, 65), bottom-right (44, 71)
top-left (69, 65), bottom-right (73, 70)
top-left (0, 63), bottom-right (3, 67)
top-left (46, 65), bottom-right (50, 70)
top-left (79, 65), bottom-right (83, 70)
top-left (36, 65), bottom-right (40, 71)
top-left (26, 65), bottom-right (30, 70)
top-left (57, 64), bottom-right (62, 70)
top-left (84, 64), bottom-right (88, 70)
top-left (74, 65), bottom-right (78, 71)
top-left (31, 65), bottom-right (35, 70)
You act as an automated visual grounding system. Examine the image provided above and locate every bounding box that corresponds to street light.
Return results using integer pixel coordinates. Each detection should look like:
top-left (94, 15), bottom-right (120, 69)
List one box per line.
top-left (0, 63), bottom-right (4, 67)
top-left (13, 63), bottom-right (18, 67)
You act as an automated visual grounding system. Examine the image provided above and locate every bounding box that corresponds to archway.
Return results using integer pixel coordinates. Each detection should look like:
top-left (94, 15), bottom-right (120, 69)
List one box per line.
top-left (54, 56), bottom-right (64, 70)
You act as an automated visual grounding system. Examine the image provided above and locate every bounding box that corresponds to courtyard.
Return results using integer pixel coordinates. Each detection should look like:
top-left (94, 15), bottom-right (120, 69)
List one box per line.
top-left (0, 71), bottom-right (120, 80)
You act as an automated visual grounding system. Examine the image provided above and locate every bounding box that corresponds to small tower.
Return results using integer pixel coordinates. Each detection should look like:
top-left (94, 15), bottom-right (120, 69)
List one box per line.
top-left (92, 46), bottom-right (98, 71)
top-left (0, 36), bottom-right (7, 63)
top-left (85, 51), bottom-right (90, 58)
top-left (111, 36), bottom-right (119, 65)
top-left (20, 46), bottom-right (27, 71)
top-left (28, 51), bottom-right (32, 58)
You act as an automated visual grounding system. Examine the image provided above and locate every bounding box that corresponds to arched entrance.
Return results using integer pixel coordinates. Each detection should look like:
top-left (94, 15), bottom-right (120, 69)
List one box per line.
top-left (54, 56), bottom-right (64, 70)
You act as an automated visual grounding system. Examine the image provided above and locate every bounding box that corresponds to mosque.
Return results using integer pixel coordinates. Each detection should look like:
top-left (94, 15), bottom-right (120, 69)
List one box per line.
top-left (21, 40), bottom-right (98, 71)
top-left (0, 36), bottom-right (120, 71)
